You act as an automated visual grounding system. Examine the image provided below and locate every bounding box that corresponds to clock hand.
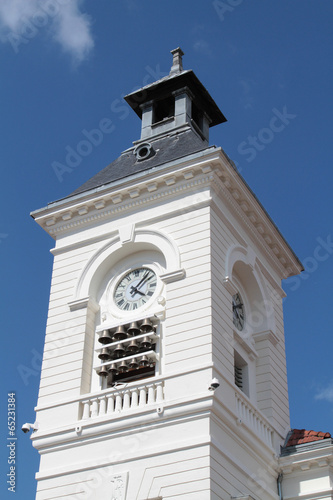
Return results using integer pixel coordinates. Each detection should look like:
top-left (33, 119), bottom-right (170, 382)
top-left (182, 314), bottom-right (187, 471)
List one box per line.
top-left (135, 271), bottom-right (150, 290)
top-left (129, 270), bottom-right (154, 297)
top-left (233, 303), bottom-right (243, 309)
top-left (129, 286), bottom-right (145, 297)
top-left (137, 274), bottom-right (153, 290)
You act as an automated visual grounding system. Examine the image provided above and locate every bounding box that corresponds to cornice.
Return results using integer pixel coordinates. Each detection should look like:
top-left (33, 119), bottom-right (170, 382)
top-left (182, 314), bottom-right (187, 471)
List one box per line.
top-left (32, 147), bottom-right (302, 279)
top-left (209, 151), bottom-right (303, 278)
top-left (33, 163), bottom-right (216, 238)
top-left (279, 443), bottom-right (333, 474)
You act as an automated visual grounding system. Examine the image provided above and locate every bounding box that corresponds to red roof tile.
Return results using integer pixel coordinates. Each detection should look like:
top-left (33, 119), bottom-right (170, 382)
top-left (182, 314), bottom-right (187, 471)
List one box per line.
top-left (286, 429), bottom-right (331, 447)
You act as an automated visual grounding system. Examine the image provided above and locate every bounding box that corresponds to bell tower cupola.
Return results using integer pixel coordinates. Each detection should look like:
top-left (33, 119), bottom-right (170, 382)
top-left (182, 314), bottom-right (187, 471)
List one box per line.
top-left (124, 47), bottom-right (227, 145)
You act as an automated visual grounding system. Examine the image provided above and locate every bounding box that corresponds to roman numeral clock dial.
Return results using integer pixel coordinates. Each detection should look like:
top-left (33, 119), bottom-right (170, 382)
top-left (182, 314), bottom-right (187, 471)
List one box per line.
top-left (114, 268), bottom-right (158, 311)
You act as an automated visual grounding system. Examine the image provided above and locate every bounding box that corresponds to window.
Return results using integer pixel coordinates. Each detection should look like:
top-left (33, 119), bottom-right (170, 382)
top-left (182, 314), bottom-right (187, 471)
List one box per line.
top-left (95, 316), bottom-right (159, 387)
top-left (153, 96), bottom-right (175, 124)
top-left (234, 350), bottom-right (249, 396)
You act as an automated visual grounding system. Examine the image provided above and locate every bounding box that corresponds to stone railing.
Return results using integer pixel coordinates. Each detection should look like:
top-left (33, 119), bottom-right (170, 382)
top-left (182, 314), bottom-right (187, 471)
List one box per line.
top-left (235, 391), bottom-right (274, 449)
top-left (80, 380), bottom-right (164, 421)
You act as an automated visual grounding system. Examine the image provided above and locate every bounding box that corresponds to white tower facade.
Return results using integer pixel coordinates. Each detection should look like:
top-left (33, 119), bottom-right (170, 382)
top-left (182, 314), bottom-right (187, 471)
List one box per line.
top-left (31, 49), bottom-right (304, 500)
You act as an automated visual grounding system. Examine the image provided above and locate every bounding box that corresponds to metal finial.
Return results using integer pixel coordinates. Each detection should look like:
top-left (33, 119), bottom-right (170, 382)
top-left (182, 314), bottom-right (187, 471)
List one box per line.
top-left (170, 47), bottom-right (184, 74)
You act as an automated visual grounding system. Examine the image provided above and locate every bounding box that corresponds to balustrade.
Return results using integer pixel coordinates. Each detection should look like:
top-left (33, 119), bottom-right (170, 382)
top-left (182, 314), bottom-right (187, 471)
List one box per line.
top-left (80, 380), bottom-right (164, 421)
top-left (235, 391), bottom-right (274, 449)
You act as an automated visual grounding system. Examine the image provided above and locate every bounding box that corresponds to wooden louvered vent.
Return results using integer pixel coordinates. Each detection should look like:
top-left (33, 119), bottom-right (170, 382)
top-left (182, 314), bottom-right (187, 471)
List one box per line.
top-left (234, 365), bottom-right (243, 391)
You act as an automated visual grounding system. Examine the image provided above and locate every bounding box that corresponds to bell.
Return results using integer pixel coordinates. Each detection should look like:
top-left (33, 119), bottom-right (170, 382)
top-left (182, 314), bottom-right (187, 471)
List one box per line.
top-left (113, 325), bottom-right (127, 341)
top-left (98, 348), bottom-right (111, 361)
top-left (109, 363), bottom-right (119, 375)
top-left (98, 329), bottom-right (112, 344)
top-left (127, 321), bottom-right (140, 337)
top-left (140, 318), bottom-right (154, 333)
top-left (141, 336), bottom-right (152, 349)
top-left (118, 360), bottom-right (128, 373)
top-left (98, 365), bottom-right (109, 377)
top-left (126, 339), bottom-right (140, 354)
top-left (139, 355), bottom-right (150, 367)
top-left (129, 358), bottom-right (139, 369)
top-left (113, 343), bottom-right (125, 358)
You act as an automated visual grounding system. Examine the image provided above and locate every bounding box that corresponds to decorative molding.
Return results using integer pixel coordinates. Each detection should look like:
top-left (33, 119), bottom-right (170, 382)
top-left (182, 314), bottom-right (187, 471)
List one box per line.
top-left (94, 200), bottom-right (105, 210)
top-left (234, 330), bottom-right (258, 359)
top-left (74, 228), bottom-right (182, 301)
top-left (62, 211), bottom-right (72, 221)
top-left (68, 296), bottom-right (99, 313)
top-left (128, 188), bottom-right (140, 198)
top-left (213, 176), bottom-right (284, 274)
top-left (253, 329), bottom-right (279, 346)
top-left (222, 277), bottom-right (238, 296)
top-left (165, 175), bottom-right (176, 185)
top-left (160, 268), bottom-right (186, 283)
top-left (78, 205), bottom-right (88, 215)
top-left (33, 147), bottom-right (302, 278)
top-left (119, 223), bottom-right (135, 244)
top-left (109, 472), bottom-right (128, 500)
top-left (45, 217), bottom-right (56, 226)
top-left (44, 172), bottom-right (213, 236)
top-left (147, 182), bottom-right (157, 192)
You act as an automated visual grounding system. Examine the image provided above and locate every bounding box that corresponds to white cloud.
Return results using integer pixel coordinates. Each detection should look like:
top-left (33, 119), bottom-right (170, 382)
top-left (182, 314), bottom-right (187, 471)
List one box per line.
top-left (52, 1), bottom-right (94, 63)
top-left (0, 0), bottom-right (94, 63)
top-left (315, 383), bottom-right (333, 403)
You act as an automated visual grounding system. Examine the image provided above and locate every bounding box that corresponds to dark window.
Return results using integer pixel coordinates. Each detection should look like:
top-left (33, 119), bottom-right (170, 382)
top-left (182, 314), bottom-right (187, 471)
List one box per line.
top-left (153, 96), bottom-right (175, 124)
top-left (192, 101), bottom-right (204, 132)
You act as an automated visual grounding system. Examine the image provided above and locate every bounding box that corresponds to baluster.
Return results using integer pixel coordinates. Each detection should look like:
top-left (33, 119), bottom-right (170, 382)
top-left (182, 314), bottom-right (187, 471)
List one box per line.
top-left (247, 405), bottom-right (252, 427)
top-left (107, 394), bottom-right (115, 414)
top-left (82, 400), bottom-right (90, 420)
top-left (91, 398), bottom-right (98, 418)
top-left (139, 387), bottom-right (147, 407)
top-left (253, 413), bottom-right (258, 433)
top-left (99, 396), bottom-right (107, 416)
top-left (115, 393), bottom-right (123, 412)
top-left (123, 390), bottom-right (130, 410)
top-left (131, 388), bottom-right (139, 408)
top-left (241, 400), bottom-right (245, 422)
top-left (147, 384), bottom-right (155, 404)
top-left (156, 382), bottom-right (164, 403)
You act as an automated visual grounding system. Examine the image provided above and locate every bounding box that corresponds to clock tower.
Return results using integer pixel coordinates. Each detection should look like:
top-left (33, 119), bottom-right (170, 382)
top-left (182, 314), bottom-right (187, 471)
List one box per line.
top-left (31, 49), bottom-right (303, 499)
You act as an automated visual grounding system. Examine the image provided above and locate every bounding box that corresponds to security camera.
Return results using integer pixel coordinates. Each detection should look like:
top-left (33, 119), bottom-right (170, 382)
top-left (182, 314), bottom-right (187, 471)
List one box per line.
top-left (22, 423), bottom-right (31, 433)
top-left (209, 378), bottom-right (220, 391)
top-left (21, 422), bottom-right (38, 434)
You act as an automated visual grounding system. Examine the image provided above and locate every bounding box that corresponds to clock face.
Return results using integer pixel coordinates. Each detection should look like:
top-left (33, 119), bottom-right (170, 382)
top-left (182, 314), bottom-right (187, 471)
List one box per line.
top-left (114, 267), bottom-right (157, 311)
top-left (232, 292), bottom-right (245, 331)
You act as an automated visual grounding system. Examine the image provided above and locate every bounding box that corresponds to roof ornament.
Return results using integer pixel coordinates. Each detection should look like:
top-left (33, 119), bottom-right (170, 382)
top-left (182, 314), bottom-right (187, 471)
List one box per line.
top-left (170, 47), bottom-right (184, 75)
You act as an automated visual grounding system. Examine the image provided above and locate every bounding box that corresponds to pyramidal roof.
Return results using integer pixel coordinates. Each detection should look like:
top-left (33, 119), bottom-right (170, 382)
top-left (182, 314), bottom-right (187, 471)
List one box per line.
top-left (68, 48), bottom-right (226, 198)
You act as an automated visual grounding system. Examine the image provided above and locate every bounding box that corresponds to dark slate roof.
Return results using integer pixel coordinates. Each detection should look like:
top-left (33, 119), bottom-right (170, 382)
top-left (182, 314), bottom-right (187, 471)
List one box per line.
top-left (69, 129), bottom-right (210, 197)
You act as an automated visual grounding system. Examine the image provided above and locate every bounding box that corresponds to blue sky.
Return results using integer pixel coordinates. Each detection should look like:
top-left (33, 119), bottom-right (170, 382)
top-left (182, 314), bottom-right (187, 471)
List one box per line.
top-left (1, 1), bottom-right (332, 497)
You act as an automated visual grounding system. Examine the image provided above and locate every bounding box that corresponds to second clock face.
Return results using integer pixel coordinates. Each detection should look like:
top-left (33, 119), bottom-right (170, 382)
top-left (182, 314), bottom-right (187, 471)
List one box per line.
top-left (232, 292), bottom-right (245, 331)
top-left (114, 267), bottom-right (157, 311)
